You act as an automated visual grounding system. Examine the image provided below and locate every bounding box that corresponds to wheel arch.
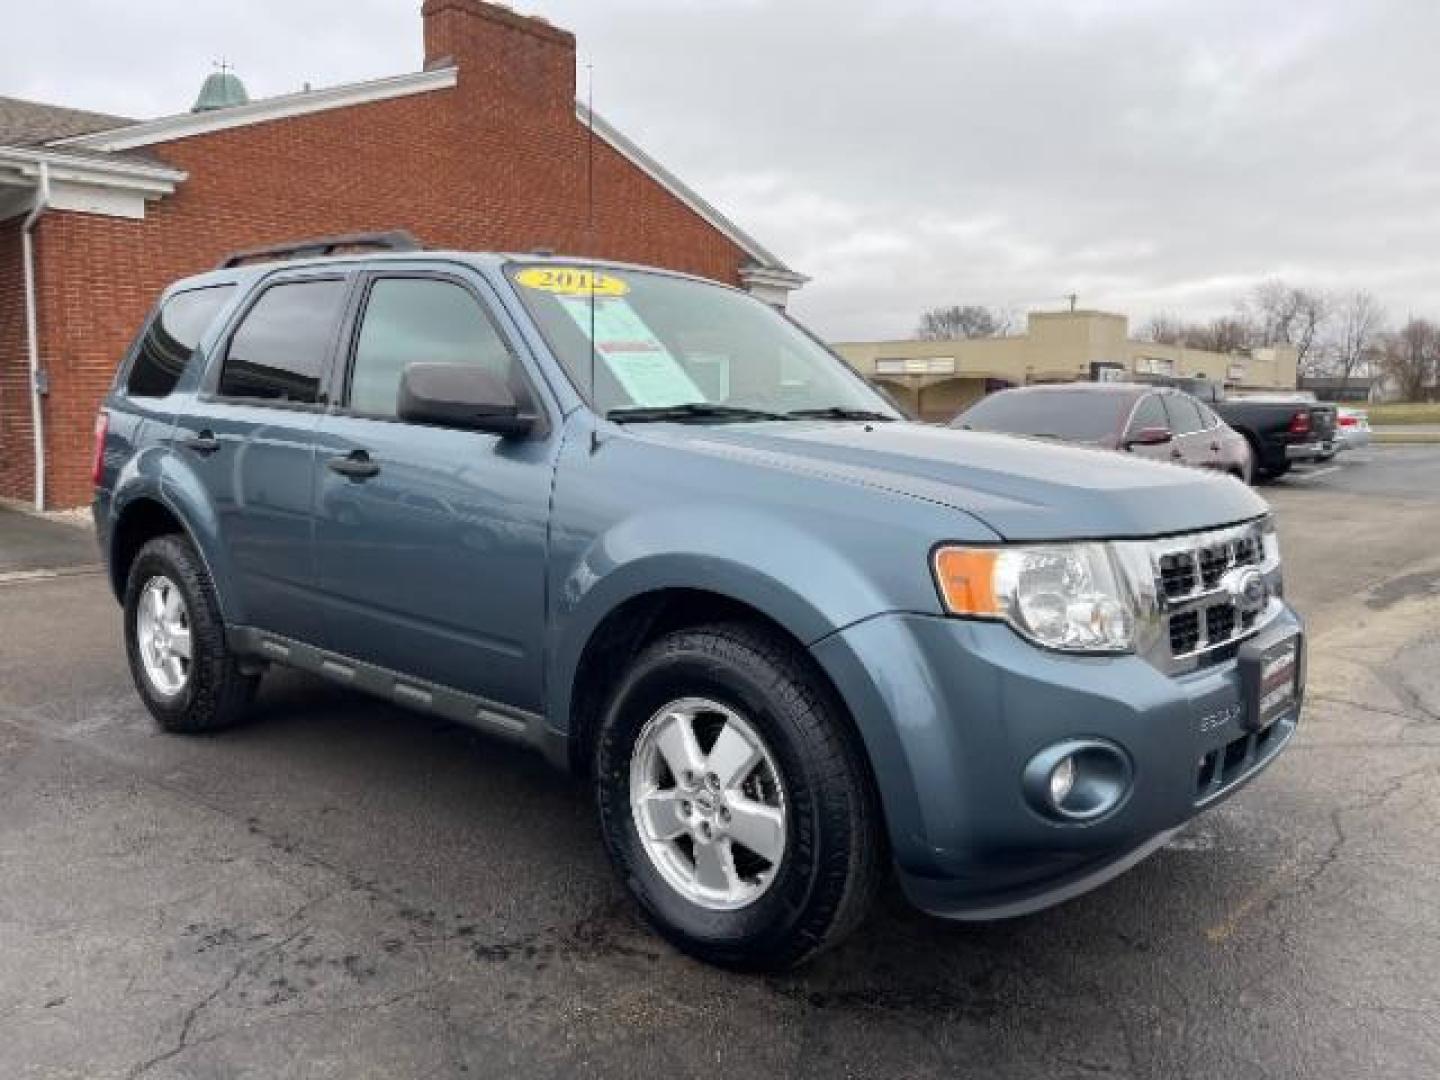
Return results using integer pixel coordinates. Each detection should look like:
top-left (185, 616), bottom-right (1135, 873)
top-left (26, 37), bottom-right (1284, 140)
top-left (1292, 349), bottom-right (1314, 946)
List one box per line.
top-left (557, 582), bottom-right (864, 784)
top-left (108, 485), bottom-right (235, 623)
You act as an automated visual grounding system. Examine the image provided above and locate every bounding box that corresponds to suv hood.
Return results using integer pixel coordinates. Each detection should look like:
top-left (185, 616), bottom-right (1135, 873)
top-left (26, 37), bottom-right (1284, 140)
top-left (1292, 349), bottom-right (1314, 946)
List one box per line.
top-left (651, 421), bottom-right (1267, 541)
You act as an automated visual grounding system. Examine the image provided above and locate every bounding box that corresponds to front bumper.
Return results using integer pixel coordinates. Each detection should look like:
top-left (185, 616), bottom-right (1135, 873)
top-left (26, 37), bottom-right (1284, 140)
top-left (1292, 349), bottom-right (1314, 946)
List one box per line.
top-left (811, 606), bottom-right (1303, 920)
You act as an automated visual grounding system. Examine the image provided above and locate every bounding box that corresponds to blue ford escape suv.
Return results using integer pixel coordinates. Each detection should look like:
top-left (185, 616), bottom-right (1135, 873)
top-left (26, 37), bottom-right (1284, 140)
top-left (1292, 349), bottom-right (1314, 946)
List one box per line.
top-left (94, 233), bottom-right (1304, 970)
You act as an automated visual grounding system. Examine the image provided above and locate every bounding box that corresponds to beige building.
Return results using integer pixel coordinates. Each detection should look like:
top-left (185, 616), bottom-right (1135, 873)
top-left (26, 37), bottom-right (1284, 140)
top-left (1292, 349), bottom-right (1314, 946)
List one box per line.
top-left (833, 310), bottom-right (1299, 422)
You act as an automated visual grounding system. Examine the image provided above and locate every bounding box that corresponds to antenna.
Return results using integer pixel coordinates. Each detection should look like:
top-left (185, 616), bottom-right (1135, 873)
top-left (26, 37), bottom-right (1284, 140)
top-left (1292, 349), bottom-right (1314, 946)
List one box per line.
top-left (586, 62), bottom-right (598, 408)
top-left (1066, 292), bottom-right (1078, 312)
top-left (586, 62), bottom-right (596, 250)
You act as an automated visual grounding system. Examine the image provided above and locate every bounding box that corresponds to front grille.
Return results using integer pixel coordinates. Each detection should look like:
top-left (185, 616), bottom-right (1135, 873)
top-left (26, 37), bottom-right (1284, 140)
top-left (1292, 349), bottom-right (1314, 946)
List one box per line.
top-left (1159, 553), bottom-right (1196, 599)
top-left (1205, 603), bottom-right (1235, 643)
top-left (1147, 519), bottom-right (1276, 668)
top-left (1198, 545), bottom-right (1228, 589)
top-left (1195, 716), bottom-right (1291, 803)
top-left (1169, 610), bottom-right (1200, 654)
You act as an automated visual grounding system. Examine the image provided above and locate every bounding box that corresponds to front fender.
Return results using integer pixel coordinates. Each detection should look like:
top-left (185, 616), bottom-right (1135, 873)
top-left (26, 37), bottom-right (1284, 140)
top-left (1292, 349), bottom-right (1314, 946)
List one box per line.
top-left (544, 504), bottom-right (928, 742)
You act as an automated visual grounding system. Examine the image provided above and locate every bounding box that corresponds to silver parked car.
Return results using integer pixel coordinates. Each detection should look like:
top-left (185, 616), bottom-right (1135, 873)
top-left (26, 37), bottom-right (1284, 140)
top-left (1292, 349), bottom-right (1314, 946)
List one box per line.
top-left (1334, 406), bottom-right (1372, 451)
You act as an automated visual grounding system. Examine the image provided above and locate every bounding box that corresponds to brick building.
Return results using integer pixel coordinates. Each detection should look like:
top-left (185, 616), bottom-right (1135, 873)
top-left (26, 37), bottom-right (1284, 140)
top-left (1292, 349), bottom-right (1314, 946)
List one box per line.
top-left (0, 0), bottom-right (804, 509)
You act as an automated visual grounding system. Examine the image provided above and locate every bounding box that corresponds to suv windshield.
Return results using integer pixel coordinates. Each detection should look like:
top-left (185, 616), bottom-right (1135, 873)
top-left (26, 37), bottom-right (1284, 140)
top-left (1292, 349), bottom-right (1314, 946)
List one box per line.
top-left (506, 264), bottom-right (899, 422)
top-left (954, 389), bottom-right (1132, 442)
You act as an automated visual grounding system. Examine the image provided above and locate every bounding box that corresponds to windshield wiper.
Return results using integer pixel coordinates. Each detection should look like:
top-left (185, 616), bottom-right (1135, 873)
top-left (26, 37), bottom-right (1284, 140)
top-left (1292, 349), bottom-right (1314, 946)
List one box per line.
top-left (784, 406), bottom-right (896, 421)
top-left (606, 403), bottom-right (788, 424)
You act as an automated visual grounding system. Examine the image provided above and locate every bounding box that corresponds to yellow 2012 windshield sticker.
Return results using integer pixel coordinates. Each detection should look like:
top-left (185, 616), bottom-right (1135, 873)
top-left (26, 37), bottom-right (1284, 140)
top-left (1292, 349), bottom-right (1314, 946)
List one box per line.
top-left (515, 267), bottom-right (630, 297)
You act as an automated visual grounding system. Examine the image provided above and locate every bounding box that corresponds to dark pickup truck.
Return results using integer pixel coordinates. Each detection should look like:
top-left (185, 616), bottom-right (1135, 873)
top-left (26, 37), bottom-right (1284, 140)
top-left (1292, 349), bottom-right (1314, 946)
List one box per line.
top-left (1137, 377), bottom-right (1336, 480)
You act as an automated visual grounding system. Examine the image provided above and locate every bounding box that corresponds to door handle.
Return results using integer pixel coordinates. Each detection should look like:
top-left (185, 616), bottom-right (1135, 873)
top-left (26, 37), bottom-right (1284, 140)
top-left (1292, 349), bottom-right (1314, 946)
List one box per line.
top-left (327, 451), bottom-right (381, 480)
top-left (1170, 448), bottom-right (1184, 459)
top-left (1209, 442), bottom-right (1221, 452)
top-left (179, 430), bottom-right (220, 455)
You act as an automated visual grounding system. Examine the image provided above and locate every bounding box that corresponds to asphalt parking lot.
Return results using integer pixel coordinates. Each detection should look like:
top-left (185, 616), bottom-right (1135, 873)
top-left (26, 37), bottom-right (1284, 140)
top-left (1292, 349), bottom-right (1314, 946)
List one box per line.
top-left (2, 446), bottom-right (1438, 1080)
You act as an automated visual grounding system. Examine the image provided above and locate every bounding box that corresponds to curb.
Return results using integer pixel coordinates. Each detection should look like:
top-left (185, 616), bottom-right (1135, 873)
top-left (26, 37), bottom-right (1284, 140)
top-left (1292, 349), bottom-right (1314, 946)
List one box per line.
top-left (1373, 431), bottom-right (1440, 444)
top-left (0, 497), bottom-right (95, 531)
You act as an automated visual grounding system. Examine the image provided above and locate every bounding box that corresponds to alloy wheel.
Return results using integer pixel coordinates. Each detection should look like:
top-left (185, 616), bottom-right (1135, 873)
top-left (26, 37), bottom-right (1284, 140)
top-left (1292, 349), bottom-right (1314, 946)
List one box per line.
top-left (136, 575), bottom-right (193, 697)
top-left (629, 697), bottom-right (788, 911)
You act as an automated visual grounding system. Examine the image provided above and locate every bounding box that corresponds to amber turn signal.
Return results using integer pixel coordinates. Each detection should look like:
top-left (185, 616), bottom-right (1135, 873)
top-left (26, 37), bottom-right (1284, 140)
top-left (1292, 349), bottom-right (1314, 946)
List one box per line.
top-left (932, 547), bottom-right (1001, 616)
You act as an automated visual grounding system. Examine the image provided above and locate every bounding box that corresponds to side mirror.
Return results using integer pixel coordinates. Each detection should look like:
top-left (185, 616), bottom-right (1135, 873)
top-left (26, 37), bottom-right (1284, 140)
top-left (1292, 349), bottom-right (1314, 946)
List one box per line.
top-left (1125, 425), bottom-right (1173, 448)
top-left (398, 363), bottom-right (536, 437)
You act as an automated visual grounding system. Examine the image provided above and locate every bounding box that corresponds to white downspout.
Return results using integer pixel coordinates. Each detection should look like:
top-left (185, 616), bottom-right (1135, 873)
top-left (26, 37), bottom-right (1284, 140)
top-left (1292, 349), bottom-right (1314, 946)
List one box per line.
top-left (21, 161), bottom-right (50, 511)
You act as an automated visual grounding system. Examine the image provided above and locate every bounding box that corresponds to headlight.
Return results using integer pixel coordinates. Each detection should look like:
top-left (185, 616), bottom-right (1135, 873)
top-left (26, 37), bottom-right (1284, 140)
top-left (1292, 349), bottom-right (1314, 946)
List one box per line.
top-left (932, 543), bottom-right (1140, 653)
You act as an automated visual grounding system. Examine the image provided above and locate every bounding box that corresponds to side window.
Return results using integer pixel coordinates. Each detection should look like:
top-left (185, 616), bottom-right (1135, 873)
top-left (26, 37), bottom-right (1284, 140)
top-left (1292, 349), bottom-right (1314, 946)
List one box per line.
top-left (347, 278), bottom-right (516, 418)
top-left (126, 286), bottom-right (235, 397)
top-left (1127, 394), bottom-right (1168, 434)
top-left (1163, 393), bottom-right (1205, 435)
top-left (219, 279), bottom-right (349, 404)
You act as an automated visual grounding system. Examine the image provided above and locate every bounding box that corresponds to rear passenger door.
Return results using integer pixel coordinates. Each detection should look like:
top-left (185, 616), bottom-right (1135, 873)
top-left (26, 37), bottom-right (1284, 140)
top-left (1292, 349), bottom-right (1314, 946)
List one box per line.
top-left (1161, 392), bottom-right (1214, 470)
top-left (170, 272), bottom-right (353, 642)
top-left (309, 268), bottom-right (556, 712)
top-left (1193, 401), bottom-right (1226, 469)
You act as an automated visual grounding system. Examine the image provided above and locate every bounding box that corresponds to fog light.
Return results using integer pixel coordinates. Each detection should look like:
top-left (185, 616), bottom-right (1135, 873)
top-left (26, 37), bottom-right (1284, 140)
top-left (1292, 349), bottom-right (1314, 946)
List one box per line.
top-left (1049, 756), bottom-right (1076, 805)
top-left (1023, 739), bottom-right (1132, 823)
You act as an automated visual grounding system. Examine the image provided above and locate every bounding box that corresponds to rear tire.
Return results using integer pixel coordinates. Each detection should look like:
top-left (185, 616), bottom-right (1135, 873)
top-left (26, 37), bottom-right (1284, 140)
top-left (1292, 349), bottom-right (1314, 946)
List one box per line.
top-left (123, 534), bottom-right (259, 733)
top-left (594, 622), bottom-right (883, 971)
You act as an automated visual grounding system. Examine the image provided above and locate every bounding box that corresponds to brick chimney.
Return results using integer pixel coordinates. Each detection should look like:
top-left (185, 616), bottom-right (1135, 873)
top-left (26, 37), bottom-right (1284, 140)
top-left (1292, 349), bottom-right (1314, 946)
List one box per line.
top-left (422, 0), bottom-right (577, 120)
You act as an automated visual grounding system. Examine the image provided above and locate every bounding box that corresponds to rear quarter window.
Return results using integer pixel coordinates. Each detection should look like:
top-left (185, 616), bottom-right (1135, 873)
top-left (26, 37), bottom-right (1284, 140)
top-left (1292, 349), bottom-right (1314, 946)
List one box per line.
top-left (125, 285), bottom-right (236, 398)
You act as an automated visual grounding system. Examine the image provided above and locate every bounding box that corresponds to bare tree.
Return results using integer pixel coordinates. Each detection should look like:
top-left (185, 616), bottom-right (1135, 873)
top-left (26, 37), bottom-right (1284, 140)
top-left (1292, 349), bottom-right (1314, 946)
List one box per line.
top-left (916, 304), bottom-right (1008, 340)
top-left (1329, 291), bottom-right (1385, 390)
top-left (1187, 315), bottom-right (1253, 354)
top-left (1140, 311), bottom-right (1253, 353)
top-left (1141, 312), bottom-right (1186, 345)
top-left (1243, 279), bottom-right (1329, 374)
top-left (1381, 318), bottom-right (1440, 401)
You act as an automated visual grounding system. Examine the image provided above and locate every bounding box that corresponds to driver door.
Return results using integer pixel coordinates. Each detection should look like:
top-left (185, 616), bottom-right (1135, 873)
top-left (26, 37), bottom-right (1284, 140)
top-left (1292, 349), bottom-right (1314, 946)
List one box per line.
top-left (309, 268), bottom-right (557, 712)
top-left (1124, 392), bottom-right (1175, 464)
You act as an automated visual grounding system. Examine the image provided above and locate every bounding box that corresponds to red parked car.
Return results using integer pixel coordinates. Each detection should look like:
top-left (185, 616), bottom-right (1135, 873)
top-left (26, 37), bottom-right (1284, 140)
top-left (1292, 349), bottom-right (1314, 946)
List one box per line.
top-left (952, 383), bottom-right (1256, 483)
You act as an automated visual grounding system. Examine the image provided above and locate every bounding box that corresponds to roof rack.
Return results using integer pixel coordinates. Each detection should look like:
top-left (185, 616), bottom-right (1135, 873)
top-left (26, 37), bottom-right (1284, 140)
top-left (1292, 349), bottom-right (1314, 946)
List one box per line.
top-left (217, 230), bottom-right (422, 269)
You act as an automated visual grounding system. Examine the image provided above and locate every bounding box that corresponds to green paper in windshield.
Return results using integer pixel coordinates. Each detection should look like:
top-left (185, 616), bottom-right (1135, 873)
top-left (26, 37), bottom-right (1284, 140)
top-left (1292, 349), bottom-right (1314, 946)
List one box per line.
top-left (559, 296), bottom-right (704, 408)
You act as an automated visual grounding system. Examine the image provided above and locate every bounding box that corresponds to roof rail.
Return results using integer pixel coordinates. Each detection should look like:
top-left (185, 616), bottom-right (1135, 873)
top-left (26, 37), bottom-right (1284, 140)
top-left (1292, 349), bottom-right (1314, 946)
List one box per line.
top-left (217, 230), bottom-right (422, 269)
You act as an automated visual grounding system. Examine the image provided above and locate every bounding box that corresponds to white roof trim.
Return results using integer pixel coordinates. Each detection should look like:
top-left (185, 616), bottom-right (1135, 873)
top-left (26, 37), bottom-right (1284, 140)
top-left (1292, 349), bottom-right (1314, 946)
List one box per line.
top-left (740, 265), bottom-right (810, 289)
top-left (578, 102), bottom-right (794, 274)
top-left (0, 145), bottom-right (185, 194)
top-left (53, 67), bottom-right (458, 152)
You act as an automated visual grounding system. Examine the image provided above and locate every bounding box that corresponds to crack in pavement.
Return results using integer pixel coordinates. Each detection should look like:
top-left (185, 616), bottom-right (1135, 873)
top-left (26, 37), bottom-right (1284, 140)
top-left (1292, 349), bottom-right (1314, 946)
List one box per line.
top-left (124, 888), bottom-right (346, 1080)
top-left (1206, 761), bottom-right (1440, 945)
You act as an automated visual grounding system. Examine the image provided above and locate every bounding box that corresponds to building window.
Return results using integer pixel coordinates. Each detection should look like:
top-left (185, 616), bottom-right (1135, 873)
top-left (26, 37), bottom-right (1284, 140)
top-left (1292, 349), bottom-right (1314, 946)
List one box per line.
top-left (126, 286), bottom-right (236, 398)
top-left (219, 280), bottom-right (349, 404)
top-left (875, 357), bottom-right (956, 376)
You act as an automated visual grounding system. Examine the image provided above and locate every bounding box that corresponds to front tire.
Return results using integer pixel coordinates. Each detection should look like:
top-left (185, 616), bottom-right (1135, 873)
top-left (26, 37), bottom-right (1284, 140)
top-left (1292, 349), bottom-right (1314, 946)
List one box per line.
top-left (595, 623), bottom-right (883, 971)
top-left (123, 534), bottom-right (259, 733)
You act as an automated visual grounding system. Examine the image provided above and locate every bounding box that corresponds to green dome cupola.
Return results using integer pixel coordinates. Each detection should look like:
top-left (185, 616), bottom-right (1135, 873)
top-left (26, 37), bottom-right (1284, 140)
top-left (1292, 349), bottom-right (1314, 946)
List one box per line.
top-left (191, 66), bottom-right (249, 113)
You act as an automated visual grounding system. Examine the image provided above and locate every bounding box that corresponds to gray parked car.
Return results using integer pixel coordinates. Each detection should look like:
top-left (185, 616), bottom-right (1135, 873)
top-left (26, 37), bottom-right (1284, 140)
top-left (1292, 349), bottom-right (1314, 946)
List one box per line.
top-left (1334, 406), bottom-right (1373, 451)
top-left (94, 235), bottom-right (1305, 970)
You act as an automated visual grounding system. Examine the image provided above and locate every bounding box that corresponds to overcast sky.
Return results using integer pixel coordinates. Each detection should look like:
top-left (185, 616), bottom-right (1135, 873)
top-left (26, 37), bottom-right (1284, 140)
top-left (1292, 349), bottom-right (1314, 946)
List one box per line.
top-left (4, 0), bottom-right (1437, 340)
